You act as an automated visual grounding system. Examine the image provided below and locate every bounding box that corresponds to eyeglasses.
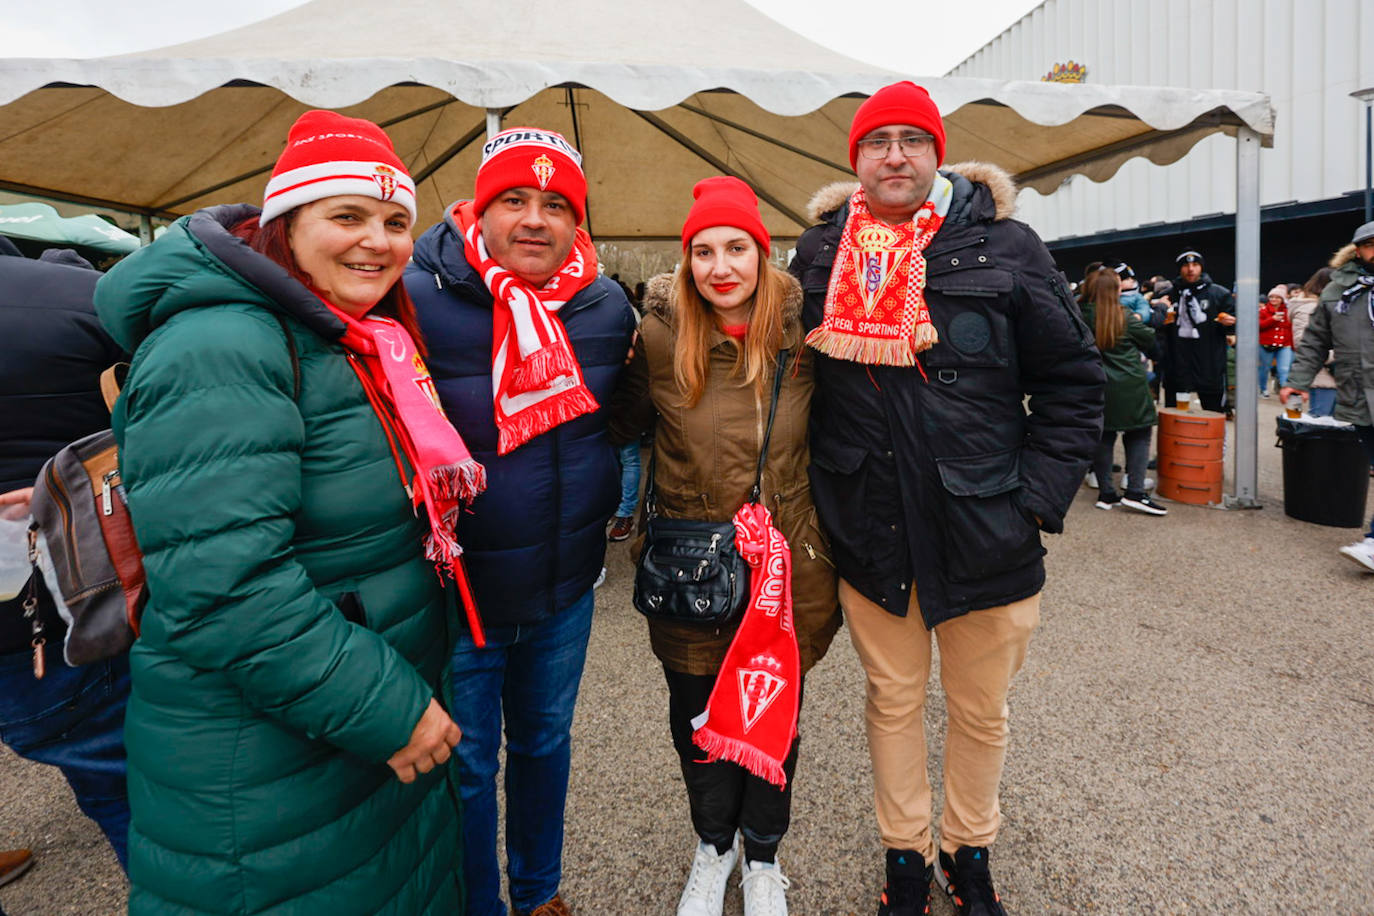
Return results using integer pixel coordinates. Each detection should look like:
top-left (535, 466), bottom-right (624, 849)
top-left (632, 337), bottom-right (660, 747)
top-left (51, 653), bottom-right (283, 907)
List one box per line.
top-left (856, 134), bottom-right (936, 159)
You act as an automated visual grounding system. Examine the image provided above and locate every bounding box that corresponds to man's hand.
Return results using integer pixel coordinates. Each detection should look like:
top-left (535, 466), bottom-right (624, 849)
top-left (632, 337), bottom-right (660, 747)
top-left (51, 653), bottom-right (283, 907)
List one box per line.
top-left (625, 328), bottom-right (639, 365)
top-left (1215, 311), bottom-right (1237, 327)
top-left (386, 698), bottom-right (462, 784)
top-left (0, 487), bottom-right (33, 521)
top-left (1278, 387), bottom-right (1307, 404)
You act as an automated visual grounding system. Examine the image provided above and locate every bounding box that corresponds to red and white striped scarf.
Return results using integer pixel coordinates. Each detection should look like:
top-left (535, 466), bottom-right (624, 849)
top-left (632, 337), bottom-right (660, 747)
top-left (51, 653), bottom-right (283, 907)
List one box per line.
top-left (450, 201), bottom-right (600, 455)
top-left (691, 502), bottom-right (800, 788)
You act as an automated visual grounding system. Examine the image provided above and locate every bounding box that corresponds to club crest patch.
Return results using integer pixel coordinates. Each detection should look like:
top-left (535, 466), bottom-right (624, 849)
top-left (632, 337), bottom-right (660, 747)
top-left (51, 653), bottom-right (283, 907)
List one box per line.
top-left (372, 164), bottom-right (398, 200)
top-left (531, 154), bottom-right (556, 190)
top-left (738, 662), bottom-right (787, 733)
top-left (851, 223), bottom-right (909, 317)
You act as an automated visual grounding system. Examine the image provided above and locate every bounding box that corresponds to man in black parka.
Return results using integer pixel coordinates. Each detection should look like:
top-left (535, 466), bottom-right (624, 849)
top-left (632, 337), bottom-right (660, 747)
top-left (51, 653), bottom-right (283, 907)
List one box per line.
top-left (1164, 250), bottom-right (1236, 412)
top-left (789, 82), bottom-right (1103, 916)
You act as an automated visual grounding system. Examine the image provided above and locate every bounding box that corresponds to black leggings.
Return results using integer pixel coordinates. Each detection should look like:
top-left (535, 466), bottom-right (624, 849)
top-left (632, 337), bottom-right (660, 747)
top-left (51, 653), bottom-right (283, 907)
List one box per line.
top-left (663, 665), bottom-right (802, 864)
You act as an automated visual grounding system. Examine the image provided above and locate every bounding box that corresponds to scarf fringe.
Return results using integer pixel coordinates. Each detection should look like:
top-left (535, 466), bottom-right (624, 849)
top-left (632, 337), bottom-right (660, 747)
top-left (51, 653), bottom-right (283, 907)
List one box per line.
top-left (693, 725), bottom-right (788, 788)
top-left (805, 326), bottom-right (916, 366)
top-left (497, 386), bottom-right (601, 456)
top-left (510, 343), bottom-right (580, 392)
top-left (424, 526), bottom-right (465, 565)
top-left (429, 459), bottom-right (487, 505)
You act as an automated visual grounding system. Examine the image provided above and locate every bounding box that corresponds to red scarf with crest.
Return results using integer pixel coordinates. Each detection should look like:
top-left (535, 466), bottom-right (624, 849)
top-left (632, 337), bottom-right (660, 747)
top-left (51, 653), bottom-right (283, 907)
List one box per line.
top-left (804, 179), bottom-right (953, 367)
top-left (450, 201), bottom-right (601, 455)
top-left (691, 502), bottom-right (800, 788)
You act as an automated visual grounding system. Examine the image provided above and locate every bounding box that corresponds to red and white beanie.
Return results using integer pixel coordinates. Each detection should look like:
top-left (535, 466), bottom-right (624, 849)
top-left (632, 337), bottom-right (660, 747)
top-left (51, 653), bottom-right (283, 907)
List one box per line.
top-left (261, 110), bottom-right (417, 225)
top-left (473, 127), bottom-right (587, 224)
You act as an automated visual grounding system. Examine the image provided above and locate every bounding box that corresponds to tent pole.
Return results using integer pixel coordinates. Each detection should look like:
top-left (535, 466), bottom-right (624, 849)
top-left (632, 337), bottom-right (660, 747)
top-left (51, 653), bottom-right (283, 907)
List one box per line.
top-left (1229, 126), bottom-right (1262, 509)
top-left (486, 109), bottom-right (503, 139)
top-left (139, 214), bottom-right (153, 247)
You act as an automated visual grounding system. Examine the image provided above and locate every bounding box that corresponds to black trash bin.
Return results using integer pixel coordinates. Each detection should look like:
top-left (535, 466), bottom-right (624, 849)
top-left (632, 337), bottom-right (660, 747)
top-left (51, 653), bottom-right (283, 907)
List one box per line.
top-left (1275, 417), bottom-right (1370, 527)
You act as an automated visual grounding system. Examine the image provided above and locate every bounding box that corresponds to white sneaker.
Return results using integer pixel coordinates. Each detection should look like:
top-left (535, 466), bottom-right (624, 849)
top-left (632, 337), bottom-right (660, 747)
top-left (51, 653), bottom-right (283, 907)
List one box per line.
top-left (677, 837), bottom-right (738, 916)
top-left (1085, 470), bottom-right (1099, 489)
top-left (1338, 537), bottom-right (1374, 573)
top-left (593, 566), bottom-right (607, 589)
top-left (741, 859), bottom-right (790, 916)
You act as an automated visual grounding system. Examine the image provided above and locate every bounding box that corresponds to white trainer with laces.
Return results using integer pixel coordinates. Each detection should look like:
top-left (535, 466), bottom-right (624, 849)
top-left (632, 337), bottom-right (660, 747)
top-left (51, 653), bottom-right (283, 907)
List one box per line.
top-left (1338, 537), bottom-right (1374, 573)
top-left (741, 859), bottom-right (790, 916)
top-left (677, 836), bottom-right (739, 916)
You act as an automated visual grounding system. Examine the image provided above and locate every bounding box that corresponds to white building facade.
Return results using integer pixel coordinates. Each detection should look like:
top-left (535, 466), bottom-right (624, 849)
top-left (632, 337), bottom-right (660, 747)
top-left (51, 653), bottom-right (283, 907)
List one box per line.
top-left (949, 0), bottom-right (1374, 280)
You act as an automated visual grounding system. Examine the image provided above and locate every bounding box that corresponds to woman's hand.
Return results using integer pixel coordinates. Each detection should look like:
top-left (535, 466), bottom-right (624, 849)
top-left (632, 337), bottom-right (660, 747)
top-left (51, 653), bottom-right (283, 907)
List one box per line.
top-left (386, 698), bottom-right (462, 784)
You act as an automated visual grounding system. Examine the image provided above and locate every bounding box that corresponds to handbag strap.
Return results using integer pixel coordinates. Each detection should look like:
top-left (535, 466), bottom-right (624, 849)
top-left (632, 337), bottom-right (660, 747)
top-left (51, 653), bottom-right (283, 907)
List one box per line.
top-left (644, 348), bottom-right (791, 517)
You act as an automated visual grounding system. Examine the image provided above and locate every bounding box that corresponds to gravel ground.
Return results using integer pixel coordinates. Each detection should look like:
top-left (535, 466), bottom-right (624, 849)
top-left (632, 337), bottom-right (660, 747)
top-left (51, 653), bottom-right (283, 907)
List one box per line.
top-left (3, 397), bottom-right (1372, 915)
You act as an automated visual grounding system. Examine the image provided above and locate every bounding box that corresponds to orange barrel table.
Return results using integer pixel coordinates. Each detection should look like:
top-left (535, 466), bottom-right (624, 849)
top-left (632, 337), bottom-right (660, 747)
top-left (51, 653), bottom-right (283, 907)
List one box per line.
top-left (1155, 408), bottom-right (1225, 504)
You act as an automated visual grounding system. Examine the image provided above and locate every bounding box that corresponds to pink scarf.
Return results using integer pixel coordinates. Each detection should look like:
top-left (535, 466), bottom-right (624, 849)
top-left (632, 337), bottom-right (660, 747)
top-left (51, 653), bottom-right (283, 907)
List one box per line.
top-left (691, 502), bottom-right (801, 788)
top-left (450, 201), bottom-right (601, 455)
top-left (326, 302), bottom-right (488, 644)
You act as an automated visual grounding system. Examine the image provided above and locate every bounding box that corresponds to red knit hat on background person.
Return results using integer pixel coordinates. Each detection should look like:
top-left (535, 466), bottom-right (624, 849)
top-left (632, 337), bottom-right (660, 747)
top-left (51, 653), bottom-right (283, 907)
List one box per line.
top-left (261, 110), bottom-right (416, 225)
top-left (680, 175), bottom-right (771, 255)
top-left (847, 81), bottom-right (947, 168)
top-left (473, 127), bottom-right (588, 224)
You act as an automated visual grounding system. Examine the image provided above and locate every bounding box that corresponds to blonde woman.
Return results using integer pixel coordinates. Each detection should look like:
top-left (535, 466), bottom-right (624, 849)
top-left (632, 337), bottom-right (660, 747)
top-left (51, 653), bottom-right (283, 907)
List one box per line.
top-left (609, 177), bottom-right (840, 916)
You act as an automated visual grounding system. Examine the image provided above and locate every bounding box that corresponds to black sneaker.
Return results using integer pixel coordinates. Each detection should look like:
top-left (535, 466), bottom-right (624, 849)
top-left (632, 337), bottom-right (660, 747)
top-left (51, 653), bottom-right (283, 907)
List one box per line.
top-left (1093, 492), bottom-right (1121, 511)
top-left (936, 846), bottom-right (1006, 916)
top-left (1120, 494), bottom-right (1168, 516)
top-left (877, 848), bottom-right (931, 915)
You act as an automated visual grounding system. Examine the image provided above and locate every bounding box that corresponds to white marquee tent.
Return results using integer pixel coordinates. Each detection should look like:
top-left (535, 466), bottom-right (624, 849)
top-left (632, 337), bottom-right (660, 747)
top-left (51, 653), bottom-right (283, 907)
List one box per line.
top-left (0, 0), bottom-right (1275, 501)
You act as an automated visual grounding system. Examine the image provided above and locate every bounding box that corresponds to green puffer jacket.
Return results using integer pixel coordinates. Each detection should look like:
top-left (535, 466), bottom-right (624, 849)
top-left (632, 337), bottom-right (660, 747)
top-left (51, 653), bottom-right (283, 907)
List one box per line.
top-left (1080, 300), bottom-right (1157, 431)
top-left (95, 205), bottom-right (463, 915)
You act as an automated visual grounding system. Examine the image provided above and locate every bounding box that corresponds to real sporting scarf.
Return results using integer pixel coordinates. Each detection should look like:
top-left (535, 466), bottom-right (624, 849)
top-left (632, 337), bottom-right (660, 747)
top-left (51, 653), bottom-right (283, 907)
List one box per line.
top-left (691, 502), bottom-right (800, 788)
top-left (805, 176), bottom-right (953, 367)
top-left (326, 302), bottom-right (488, 644)
top-left (451, 201), bottom-right (600, 455)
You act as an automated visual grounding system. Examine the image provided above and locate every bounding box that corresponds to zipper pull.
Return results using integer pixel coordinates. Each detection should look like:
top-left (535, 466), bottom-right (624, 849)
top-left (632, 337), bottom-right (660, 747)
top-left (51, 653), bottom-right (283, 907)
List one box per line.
top-left (804, 541), bottom-right (816, 560)
top-left (102, 470), bottom-right (118, 516)
top-left (434, 272), bottom-right (443, 291)
top-left (708, 532), bottom-right (721, 553)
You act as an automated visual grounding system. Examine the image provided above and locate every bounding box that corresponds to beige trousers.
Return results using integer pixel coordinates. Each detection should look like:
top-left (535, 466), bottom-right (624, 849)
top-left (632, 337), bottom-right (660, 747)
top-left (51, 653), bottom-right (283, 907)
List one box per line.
top-left (841, 579), bottom-right (1039, 862)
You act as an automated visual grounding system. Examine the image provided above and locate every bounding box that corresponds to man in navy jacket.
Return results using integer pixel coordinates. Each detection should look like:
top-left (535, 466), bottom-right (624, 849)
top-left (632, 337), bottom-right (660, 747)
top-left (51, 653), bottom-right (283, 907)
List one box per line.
top-left (405, 128), bottom-right (634, 916)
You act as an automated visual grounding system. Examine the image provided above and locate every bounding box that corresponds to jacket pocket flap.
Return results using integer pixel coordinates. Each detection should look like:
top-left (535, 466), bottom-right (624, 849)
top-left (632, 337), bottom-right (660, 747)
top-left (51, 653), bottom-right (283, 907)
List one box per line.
top-left (810, 437), bottom-right (867, 475)
top-left (936, 449), bottom-right (1020, 497)
top-left (926, 268), bottom-right (1014, 297)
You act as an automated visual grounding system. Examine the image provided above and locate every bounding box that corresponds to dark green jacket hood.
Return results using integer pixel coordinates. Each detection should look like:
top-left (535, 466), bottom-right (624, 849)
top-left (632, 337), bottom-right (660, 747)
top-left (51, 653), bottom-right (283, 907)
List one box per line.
top-left (95, 204), bottom-right (345, 352)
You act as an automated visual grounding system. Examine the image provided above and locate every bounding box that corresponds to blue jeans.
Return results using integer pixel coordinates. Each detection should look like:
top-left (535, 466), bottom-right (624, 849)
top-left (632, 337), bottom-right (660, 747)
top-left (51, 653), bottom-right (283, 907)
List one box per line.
top-left (615, 441), bottom-right (641, 518)
top-left (1308, 387), bottom-right (1337, 417)
top-left (0, 641), bottom-right (130, 870)
top-left (450, 590), bottom-right (595, 916)
top-left (1258, 346), bottom-right (1293, 392)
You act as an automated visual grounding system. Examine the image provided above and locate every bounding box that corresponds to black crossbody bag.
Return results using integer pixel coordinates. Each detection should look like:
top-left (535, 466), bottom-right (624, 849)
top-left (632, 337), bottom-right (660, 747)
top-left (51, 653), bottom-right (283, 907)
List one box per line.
top-left (633, 349), bottom-right (790, 625)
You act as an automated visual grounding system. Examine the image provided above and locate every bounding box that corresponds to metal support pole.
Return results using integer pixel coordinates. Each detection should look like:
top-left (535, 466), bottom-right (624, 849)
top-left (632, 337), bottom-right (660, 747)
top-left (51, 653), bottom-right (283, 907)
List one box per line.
top-left (1230, 126), bottom-right (1261, 508)
top-left (486, 108), bottom-right (502, 140)
top-left (138, 213), bottom-right (153, 247)
top-left (1365, 102), bottom-right (1372, 222)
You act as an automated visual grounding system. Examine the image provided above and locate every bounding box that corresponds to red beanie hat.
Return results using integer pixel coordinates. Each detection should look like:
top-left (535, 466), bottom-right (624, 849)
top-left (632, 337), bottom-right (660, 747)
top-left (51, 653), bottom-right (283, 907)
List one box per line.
top-left (680, 176), bottom-right (770, 256)
top-left (262, 110), bottom-right (416, 225)
top-left (473, 127), bottom-right (587, 224)
top-left (847, 81), bottom-right (946, 168)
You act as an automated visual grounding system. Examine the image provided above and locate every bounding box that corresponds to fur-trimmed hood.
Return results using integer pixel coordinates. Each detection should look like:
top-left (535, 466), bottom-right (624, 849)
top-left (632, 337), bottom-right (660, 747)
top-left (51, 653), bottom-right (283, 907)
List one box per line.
top-left (639, 269), bottom-right (803, 329)
top-left (1330, 243), bottom-right (1360, 270)
top-left (804, 160), bottom-right (1019, 224)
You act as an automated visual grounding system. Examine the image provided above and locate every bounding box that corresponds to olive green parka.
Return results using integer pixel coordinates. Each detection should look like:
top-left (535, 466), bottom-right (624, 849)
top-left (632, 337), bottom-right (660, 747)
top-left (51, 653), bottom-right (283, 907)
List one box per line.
top-left (608, 272), bottom-right (841, 676)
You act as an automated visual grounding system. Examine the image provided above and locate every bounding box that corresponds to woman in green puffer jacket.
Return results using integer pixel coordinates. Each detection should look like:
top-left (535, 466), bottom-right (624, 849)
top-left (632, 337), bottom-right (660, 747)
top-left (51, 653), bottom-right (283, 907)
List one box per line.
top-left (1080, 267), bottom-right (1168, 516)
top-left (94, 112), bottom-right (469, 915)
